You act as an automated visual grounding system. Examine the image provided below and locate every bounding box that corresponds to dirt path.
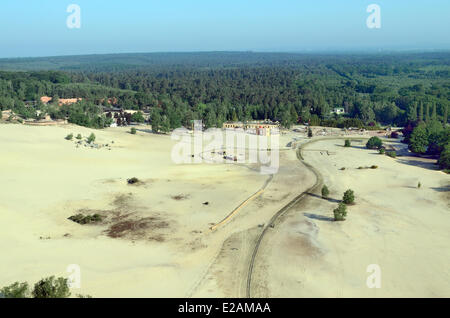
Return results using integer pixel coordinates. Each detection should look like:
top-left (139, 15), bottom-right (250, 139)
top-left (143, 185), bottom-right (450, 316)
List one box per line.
top-left (210, 174), bottom-right (274, 231)
top-left (246, 140), bottom-right (323, 297)
top-left (188, 136), bottom-right (365, 298)
top-left (246, 136), bottom-right (369, 297)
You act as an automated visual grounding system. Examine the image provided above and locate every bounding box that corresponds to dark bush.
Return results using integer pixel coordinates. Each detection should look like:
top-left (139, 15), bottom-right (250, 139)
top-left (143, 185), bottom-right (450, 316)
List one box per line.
top-left (366, 136), bottom-right (383, 149)
top-left (68, 213), bottom-right (103, 225)
top-left (32, 276), bottom-right (71, 298)
top-left (0, 282), bottom-right (30, 298)
top-left (333, 203), bottom-right (347, 221)
top-left (127, 177), bottom-right (140, 185)
top-left (130, 127), bottom-right (137, 135)
top-left (321, 185), bottom-right (330, 198)
top-left (344, 139), bottom-right (351, 147)
top-left (65, 133), bottom-right (73, 140)
top-left (387, 151), bottom-right (397, 158)
top-left (342, 189), bottom-right (355, 205)
top-left (87, 133), bottom-right (96, 144)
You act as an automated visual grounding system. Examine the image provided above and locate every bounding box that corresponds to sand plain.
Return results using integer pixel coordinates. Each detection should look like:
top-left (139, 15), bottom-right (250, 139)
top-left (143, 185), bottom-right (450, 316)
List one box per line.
top-left (1, 124), bottom-right (449, 297)
top-left (0, 124), bottom-right (312, 297)
top-left (250, 137), bottom-right (450, 297)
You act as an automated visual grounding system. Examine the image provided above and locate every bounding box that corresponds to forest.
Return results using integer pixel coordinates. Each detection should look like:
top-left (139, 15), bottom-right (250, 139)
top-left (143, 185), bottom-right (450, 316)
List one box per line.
top-left (0, 52), bottom-right (449, 168)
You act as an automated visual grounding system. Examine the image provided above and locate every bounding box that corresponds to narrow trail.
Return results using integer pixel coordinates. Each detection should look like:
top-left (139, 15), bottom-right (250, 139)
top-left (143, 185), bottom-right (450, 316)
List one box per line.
top-left (210, 174), bottom-right (273, 231)
top-left (245, 139), bottom-right (323, 297)
top-left (245, 136), bottom-right (365, 297)
top-left (188, 136), bottom-right (363, 298)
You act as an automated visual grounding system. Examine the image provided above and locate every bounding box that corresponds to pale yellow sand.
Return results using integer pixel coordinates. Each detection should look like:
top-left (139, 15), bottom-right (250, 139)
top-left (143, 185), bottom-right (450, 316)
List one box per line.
top-left (2, 125), bottom-right (448, 298)
top-left (252, 137), bottom-right (450, 297)
top-left (0, 124), bottom-right (312, 297)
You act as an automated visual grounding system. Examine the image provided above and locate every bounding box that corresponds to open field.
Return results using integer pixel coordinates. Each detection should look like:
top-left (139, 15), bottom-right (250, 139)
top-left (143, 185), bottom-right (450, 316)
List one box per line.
top-left (0, 124), bottom-right (449, 297)
top-left (250, 137), bottom-right (450, 297)
top-left (0, 124), bottom-right (313, 297)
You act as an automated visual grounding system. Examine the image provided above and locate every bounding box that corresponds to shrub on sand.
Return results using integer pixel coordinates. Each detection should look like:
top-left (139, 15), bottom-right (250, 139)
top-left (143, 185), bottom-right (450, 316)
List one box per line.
top-left (32, 276), bottom-right (71, 298)
top-left (333, 203), bottom-right (347, 221)
top-left (321, 185), bottom-right (330, 199)
top-left (0, 282), bottom-right (30, 298)
top-left (127, 177), bottom-right (140, 185)
top-left (366, 136), bottom-right (383, 150)
top-left (87, 133), bottom-right (96, 144)
top-left (342, 189), bottom-right (355, 205)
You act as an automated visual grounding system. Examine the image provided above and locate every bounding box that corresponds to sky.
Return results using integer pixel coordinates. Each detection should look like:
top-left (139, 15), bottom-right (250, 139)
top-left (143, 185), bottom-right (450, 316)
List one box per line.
top-left (0, 0), bottom-right (449, 58)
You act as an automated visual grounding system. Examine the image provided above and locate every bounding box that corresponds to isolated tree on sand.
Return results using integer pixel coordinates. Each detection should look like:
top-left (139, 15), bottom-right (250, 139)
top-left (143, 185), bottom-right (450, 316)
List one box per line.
top-left (308, 128), bottom-right (313, 138)
top-left (0, 282), bottom-right (30, 298)
top-left (344, 139), bottom-right (351, 147)
top-left (32, 276), bottom-right (71, 298)
top-left (1, 276), bottom-right (71, 298)
top-left (321, 185), bottom-right (330, 199)
top-left (333, 203), bottom-right (347, 221)
top-left (366, 136), bottom-right (383, 150)
top-left (342, 189), bottom-right (355, 205)
top-left (87, 133), bottom-right (96, 144)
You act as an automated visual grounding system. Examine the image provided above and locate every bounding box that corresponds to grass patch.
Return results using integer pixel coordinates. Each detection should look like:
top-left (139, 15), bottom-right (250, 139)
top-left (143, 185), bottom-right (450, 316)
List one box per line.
top-left (68, 213), bottom-right (104, 225)
top-left (127, 177), bottom-right (140, 185)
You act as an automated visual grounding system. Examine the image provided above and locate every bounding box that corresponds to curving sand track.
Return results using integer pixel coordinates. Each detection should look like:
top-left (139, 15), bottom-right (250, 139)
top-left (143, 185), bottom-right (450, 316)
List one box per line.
top-left (249, 137), bottom-right (450, 298)
top-left (2, 123), bottom-right (447, 298)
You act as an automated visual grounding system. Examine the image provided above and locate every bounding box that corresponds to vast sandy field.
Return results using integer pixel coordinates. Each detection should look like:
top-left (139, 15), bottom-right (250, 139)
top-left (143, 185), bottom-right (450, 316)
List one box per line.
top-left (250, 137), bottom-right (450, 297)
top-left (1, 123), bottom-right (449, 297)
top-left (0, 123), bottom-right (313, 297)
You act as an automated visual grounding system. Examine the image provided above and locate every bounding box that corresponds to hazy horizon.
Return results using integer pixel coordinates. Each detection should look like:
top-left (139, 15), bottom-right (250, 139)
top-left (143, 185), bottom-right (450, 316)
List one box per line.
top-left (0, 0), bottom-right (449, 59)
top-left (2, 48), bottom-right (450, 61)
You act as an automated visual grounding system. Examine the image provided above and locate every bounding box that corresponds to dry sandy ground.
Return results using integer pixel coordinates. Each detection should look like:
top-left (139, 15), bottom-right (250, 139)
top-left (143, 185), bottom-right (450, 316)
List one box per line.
top-left (0, 124), bottom-right (313, 297)
top-left (251, 137), bottom-right (450, 297)
top-left (2, 124), bottom-right (448, 298)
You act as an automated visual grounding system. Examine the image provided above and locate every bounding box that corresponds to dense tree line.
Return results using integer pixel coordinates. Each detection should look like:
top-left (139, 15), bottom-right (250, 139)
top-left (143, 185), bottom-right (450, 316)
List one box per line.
top-left (403, 119), bottom-right (450, 170)
top-left (0, 52), bottom-right (448, 132)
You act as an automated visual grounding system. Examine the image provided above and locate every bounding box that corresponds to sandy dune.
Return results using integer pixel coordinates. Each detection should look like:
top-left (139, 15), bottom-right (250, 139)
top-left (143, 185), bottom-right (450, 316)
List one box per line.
top-left (251, 137), bottom-right (450, 297)
top-left (1, 124), bottom-right (448, 298)
top-left (0, 124), bottom-right (312, 297)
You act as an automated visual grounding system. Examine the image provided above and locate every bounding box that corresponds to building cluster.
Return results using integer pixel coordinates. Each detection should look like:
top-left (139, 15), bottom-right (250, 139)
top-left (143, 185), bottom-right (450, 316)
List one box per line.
top-left (40, 96), bottom-right (83, 106)
top-left (222, 121), bottom-right (280, 136)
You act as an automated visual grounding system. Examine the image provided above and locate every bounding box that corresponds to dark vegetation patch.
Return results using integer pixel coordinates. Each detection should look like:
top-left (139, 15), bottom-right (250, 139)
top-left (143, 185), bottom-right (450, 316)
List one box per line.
top-left (65, 193), bottom-right (171, 242)
top-left (127, 177), bottom-right (141, 185)
top-left (357, 165), bottom-right (379, 170)
top-left (68, 213), bottom-right (104, 225)
top-left (171, 194), bottom-right (190, 201)
top-left (105, 217), bottom-right (169, 239)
